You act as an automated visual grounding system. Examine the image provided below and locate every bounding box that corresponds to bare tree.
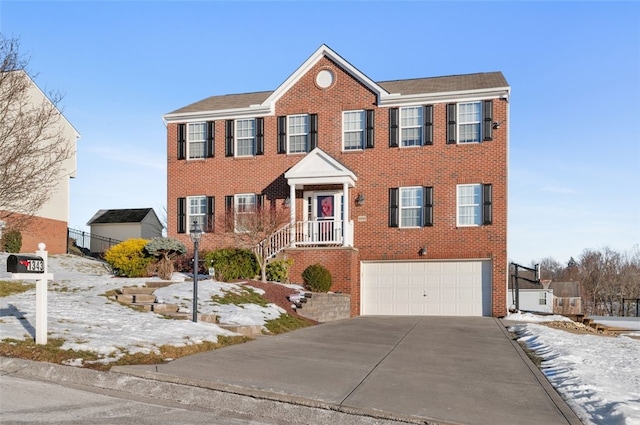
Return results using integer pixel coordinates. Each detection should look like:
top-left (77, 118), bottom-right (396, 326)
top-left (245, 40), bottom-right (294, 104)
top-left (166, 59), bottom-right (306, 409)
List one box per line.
top-left (0, 36), bottom-right (74, 223)
top-left (533, 257), bottom-right (564, 281)
top-left (578, 246), bottom-right (640, 315)
top-left (220, 204), bottom-right (291, 282)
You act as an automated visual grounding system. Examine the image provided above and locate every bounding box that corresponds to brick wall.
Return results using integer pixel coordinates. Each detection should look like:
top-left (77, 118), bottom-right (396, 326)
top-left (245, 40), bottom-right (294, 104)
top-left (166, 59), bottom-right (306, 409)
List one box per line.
top-left (167, 56), bottom-right (508, 317)
top-left (283, 247), bottom-right (361, 316)
top-left (1, 212), bottom-right (68, 254)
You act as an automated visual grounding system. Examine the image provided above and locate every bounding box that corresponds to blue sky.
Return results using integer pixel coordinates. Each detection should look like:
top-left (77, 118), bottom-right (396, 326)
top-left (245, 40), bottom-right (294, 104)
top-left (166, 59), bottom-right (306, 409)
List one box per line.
top-left (1, 1), bottom-right (638, 265)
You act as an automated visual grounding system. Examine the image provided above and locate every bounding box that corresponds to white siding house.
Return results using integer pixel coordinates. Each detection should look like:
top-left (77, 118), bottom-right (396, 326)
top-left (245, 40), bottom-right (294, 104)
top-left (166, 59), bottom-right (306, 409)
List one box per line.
top-left (0, 70), bottom-right (80, 254)
top-left (87, 208), bottom-right (163, 253)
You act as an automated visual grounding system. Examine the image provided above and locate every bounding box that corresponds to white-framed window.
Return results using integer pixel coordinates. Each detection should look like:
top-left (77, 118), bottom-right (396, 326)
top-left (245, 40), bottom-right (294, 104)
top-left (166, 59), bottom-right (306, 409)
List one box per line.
top-left (539, 292), bottom-right (548, 305)
top-left (188, 195), bottom-right (207, 231)
top-left (343, 110), bottom-right (365, 150)
top-left (458, 102), bottom-right (482, 144)
top-left (236, 119), bottom-right (255, 157)
top-left (400, 186), bottom-right (423, 228)
top-left (234, 193), bottom-right (257, 232)
top-left (457, 184), bottom-right (482, 226)
top-left (187, 123), bottom-right (206, 159)
top-left (288, 114), bottom-right (309, 153)
top-left (400, 107), bottom-right (423, 147)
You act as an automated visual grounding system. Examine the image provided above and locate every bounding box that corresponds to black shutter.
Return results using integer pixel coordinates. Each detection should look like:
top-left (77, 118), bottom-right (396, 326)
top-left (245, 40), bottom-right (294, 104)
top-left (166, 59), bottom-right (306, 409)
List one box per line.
top-left (256, 193), bottom-right (266, 210)
top-left (206, 196), bottom-right (215, 232)
top-left (255, 118), bottom-right (264, 155)
top-left (177, 124), bottom-right (186, 160)
top-left (389, 108), bottom-right (399, 147)
top-left (206, 121), bottom-right (215, 158)
top-left (423, 105), bottom-right (433, 146)
top-left (365, 109), bottom-right (375, 148)
top-left (277, 116), bottom-right (287, 154)
top-left (389, 188), bottom-right (399, 227)
top-left (177, 197), bottom-right (186, 233)
top-left (446, 104), bottom-right (457, 144)
top-left (483, 100), bottom-right (493, 141)
top-left (225, 120), bottom-right (234, 157)
top-left (482, 184), bottom-right (493, 225)
top-left (423, 186), bottom-right (434, 227)
top-left (225, 195), bottom-right (234, 232)
top-left (309, 114), bottom-right (318, 150)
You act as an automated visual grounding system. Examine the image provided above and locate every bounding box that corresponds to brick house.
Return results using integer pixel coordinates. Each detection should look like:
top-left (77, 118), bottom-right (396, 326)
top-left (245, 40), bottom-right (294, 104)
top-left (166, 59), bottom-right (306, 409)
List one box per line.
top-left (164, 45), bottom-right (510, 317)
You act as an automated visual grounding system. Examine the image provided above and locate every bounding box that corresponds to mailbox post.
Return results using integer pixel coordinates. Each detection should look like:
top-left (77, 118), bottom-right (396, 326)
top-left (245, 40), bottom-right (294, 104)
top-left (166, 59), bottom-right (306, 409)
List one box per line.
top-left (7, 243), bottom-right (53, 345)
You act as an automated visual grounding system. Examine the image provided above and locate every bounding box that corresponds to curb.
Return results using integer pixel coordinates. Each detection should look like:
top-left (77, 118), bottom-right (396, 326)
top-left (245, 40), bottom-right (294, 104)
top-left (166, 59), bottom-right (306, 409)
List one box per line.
top-left (0, 356), bottom-right (439, 425)
top-left (497, 319), bottom-right (584, 425)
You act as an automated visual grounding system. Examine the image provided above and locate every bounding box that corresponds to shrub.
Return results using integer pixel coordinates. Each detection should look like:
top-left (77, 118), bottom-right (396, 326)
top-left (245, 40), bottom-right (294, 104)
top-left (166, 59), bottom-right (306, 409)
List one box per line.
top-left (302, 263), bottom-right (332, 292)
top-left (144, 237), bottom-right (186, 280)
top-left (104, 238), bottom-right (153, 277)
top-left (266, 258), bottom-right (293, 283)
top-left (203, 248), bottom-right (259, 282)
top-left (1, 230), bottom-right (22, 253)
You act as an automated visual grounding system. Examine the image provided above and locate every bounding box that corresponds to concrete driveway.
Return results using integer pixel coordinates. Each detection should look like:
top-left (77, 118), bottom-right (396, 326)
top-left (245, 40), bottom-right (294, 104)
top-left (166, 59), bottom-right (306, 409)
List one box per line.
top-left (116, 316), bottom-right (582, 425)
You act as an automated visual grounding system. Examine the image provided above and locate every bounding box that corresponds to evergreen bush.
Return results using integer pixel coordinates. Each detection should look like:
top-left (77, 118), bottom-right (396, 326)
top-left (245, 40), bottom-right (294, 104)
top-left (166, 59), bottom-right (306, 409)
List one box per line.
top-left (302, 263), bottom-right (332, 292)
top-left (204, 248), bottom-right (259, 282)
top-left (104, 238), bottom-right (153, 277)
top-left (1, 230), bottom-right (22, 253)
top-left (144, 237), bottom-right (186, 280)
top-left (266, 258), bottom-right (293, 283)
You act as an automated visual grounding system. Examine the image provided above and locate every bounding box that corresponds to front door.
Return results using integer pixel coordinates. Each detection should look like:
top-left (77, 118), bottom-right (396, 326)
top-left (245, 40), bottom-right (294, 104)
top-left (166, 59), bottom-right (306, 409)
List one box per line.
top-left (303, 191), bottom-right (343, 244)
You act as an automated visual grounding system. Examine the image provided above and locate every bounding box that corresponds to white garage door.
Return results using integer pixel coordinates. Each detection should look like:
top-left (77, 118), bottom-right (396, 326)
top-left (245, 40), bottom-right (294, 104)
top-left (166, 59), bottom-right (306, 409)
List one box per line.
top-left (361, 260), bottom-right (492, 316)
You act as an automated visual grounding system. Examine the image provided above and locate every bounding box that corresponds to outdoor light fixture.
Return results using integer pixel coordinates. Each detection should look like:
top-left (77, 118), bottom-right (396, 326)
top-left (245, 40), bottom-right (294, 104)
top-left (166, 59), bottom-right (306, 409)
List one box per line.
top-left (190, 220), bottom-right (203, 322)
top-left (284, 197), bottom-right (291, 208)
top-left (418, 246), bottom-right (427, 256)
top-left (355, 193), bottom-right (365, 206)
top-left (492, 121), bottom-right (502, 130)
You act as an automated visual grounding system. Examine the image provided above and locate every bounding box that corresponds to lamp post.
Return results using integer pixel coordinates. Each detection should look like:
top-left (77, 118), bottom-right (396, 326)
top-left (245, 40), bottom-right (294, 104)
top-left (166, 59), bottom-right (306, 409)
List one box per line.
top-left (190, 220), bottom-right (203, 322)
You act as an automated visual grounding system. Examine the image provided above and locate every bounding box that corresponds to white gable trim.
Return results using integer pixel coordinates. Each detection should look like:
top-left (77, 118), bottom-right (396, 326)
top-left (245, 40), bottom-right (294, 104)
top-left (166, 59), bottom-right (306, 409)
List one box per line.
top-left (264, 44), bottom-right (391, 108)
top-left (285, 147), bottom-right (357, 189)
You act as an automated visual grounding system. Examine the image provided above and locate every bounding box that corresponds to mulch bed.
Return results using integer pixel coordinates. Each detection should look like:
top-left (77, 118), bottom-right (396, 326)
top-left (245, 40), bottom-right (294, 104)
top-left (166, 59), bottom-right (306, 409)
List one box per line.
top-left (240, 280), bottom-right (318, 325)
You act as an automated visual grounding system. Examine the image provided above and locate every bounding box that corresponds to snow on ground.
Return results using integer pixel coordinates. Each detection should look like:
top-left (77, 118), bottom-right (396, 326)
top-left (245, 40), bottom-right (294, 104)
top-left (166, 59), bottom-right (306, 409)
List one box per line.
top-left (0, 253), bottom-right (286, 364)
top-left (1, 254), bottom-right (639, 424)
top-left (507, 313), bottom-right (640, 425)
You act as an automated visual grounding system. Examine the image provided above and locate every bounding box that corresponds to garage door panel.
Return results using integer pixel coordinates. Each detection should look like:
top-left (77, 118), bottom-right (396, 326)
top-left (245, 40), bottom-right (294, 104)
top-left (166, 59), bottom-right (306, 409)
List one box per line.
top-left (361, 260), bottom-right (491, 316)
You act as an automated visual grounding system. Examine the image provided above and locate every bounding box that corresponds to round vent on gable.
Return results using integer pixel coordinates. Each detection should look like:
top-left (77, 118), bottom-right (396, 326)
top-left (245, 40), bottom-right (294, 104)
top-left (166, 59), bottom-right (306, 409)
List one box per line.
top-left (316, 69), bottom-right (335, 89)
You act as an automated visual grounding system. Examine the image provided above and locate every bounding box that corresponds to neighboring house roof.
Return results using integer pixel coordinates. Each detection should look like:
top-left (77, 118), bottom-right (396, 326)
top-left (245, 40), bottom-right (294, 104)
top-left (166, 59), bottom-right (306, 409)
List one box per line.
top-left (165, 44), bottom-right (509, 120)
top-left (549, 281), bottom-right (582, 298)
top-left (508, 280), bottom-right (542, 290)
top-left (508, 280), bottom-right (582, 298)
top-left (87, 208), bottom-right (159, 225)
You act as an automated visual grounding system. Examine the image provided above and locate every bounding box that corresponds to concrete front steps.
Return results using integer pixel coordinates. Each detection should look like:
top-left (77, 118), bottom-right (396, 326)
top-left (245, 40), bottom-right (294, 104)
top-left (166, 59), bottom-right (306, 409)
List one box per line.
top-left (110, 282), bottom-right (263, 336)
top-left (292, 292), bottom-right (351, 323)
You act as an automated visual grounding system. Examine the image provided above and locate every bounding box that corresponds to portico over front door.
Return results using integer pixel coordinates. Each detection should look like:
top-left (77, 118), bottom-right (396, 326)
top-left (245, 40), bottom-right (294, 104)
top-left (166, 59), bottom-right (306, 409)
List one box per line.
top-left (284, 148), bottom-right (357, 248)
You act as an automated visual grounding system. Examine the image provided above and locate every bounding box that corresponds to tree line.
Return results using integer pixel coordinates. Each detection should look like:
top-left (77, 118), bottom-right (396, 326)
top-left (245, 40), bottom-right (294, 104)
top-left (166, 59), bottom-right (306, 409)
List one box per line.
top-left (529, 245), bottom-right (640, 316)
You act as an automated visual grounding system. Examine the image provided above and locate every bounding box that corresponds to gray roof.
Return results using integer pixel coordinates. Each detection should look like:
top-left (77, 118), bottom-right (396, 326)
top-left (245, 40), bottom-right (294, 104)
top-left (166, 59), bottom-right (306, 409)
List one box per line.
top-left (508, 280), bottom-right (582, 298)
top-left (549, 281), bottom-right (582, 298)
top-left (378, 72), bottom-right (508, 95)
top-left (168, 72), bottom-right (508, 115)
top-left (87, 208), bottom-right (157, 225)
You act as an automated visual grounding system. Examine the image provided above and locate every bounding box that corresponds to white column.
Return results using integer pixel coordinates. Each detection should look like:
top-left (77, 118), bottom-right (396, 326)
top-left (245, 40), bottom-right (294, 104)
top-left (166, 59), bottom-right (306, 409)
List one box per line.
top-left (35, 243), bottom-right (48, 345)
top-left (289, 184), bottom-right (296, 247)
top-left (342, 182), bottom-right (349, 247)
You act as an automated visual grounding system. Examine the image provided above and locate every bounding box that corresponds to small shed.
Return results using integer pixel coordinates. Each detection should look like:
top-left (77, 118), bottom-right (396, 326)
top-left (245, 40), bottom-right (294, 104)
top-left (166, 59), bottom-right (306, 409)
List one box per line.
top-left (507, 280), bottom-right (554, 314)
top-left (87, 208), bottom-right (163, 253)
